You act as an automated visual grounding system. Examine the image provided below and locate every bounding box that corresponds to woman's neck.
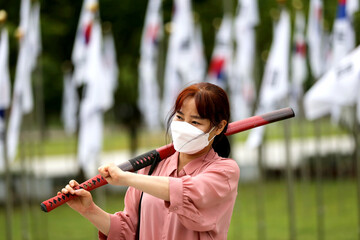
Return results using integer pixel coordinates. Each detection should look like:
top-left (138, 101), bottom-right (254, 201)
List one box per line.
top-left (177, 146), bottom-right (212, 172)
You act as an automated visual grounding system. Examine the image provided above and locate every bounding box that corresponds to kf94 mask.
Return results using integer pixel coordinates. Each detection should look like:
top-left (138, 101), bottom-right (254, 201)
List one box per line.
top-left (170, 121), bottom-right (216, 154)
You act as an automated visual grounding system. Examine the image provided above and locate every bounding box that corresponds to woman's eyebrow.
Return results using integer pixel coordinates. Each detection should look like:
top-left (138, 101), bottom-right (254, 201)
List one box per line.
top-left (177, 110), bottom-right (204, 120)
top-left (190, 115), bottom-right (204, 120)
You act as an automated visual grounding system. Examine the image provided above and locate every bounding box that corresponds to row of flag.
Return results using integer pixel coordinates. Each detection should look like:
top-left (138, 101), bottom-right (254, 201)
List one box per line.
top-left (140, 0), bottom-right (259, 130)
top-left (138, 0), bottom-right (360, 148)
top-left (304, 0), bottom-right (360, 125)
top-left (0, 0), bottom-right (41, 171)
top-left (64, 0), bottom-right (119, 177)
top-left (0, 0), bottom-right (119, 177)
top-left (250, 0), bottom-right (359, 147)
top-left (1, 0), bottom-right (360, 173)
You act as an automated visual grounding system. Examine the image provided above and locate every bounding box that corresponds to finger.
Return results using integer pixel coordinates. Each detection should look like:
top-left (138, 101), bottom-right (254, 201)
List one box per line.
top-left (61, 188), bottom-right (68, 194)
top-left (98, 165), bottom-right (110, 177)
top-left (69, 180), bottom-right (79, 187)
top-left (108, 162), bottom-right (118, 171)
top-left (98, 164), bottom-right (108, 172)
top-left (65, 184), bottom-right (75, 194)
top-left (74, 188), bottom-right (90, 197)
top-left (108, 163), bottom-right (122, 177)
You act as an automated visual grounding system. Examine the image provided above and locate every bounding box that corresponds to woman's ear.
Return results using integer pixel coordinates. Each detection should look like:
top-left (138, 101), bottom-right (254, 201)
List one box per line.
top-left (215, 120), bottom-right (228, 135)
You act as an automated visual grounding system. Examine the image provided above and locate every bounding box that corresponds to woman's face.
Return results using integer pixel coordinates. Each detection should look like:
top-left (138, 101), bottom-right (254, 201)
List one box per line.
top-left (173, 97), bottom-right (215, 137)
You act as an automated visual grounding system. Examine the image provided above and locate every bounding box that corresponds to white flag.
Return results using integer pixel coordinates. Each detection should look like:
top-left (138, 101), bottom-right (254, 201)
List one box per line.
top-left (28, 2), bottom-right (41, 70)
top-left (6, 94), bottom-right (23, 161)
top-left (290, 10), bottom-right (307, 115)
top-left (231, 0), bottom-right (258, 121)
top-left (330, 0), bottom-right (356, 121)
top-left (306, 0), bottom-right (324, 79)
top-left (6, 0), bottom-right (40, 161)
top-left (304, 45), bottom-right (360, 122)
top-left (258, 9), bottom-right (291, 110)
top-left (78, 110), bottom-right (103, 177)
top-left (0, 28), bottom-right (10, 110)
top-left (77, 17), bottom-right (103, 167)
top-left (191, 23), bottom-right (206, 83)
top-left (246, 9), bottom-right (291, 148)
top-left (138, 0), bottom-right (163, 129)
top-left (75, 4), bottom-right (112, 178)
top-left (347, 0), bottom-right (359, 17)
top-left (331, 0), bottom-right (355, 67)
top-left (61, 72), bottom-right (79, 135)
top-left (206, 14), bottom-right (233, 90)
top-left (72, 0), bottom-right (98, 86)
top-left (0, 115), bottom-right (4, 171)
top-left (0, 28), bottom-right (10, 172)
top-left (162, 0), bottom-right (197, 120)
top-left (101, 30), bottom-right (118, 111)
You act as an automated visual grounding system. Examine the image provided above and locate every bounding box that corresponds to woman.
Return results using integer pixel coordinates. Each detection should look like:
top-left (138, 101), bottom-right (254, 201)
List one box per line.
top-left (61, 82), bottom-right (240, 239)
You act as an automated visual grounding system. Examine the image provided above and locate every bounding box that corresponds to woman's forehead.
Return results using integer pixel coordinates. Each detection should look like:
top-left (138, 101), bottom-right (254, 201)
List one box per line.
top-left (179, 97), bottom-right (199, 115)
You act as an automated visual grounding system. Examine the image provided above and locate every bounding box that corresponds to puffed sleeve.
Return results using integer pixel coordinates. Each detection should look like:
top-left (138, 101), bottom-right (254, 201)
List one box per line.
top-left (165, 159), bottom-right (240, 232)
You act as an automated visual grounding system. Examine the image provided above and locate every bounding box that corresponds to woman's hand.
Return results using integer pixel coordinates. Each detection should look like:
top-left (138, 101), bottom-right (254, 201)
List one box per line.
top-left (60, 180), bottom-right (111, 235)
top-left (98, 162), bottom-right (129, 186)
top-left (99, 163), bottom-right (170, 201)
top-left (59, 180), bottom-right (94, 214)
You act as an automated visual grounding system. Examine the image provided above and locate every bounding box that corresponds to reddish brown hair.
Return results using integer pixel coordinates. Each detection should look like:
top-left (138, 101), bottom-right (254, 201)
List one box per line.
top-left (167, 82), bottom-right (231, 157)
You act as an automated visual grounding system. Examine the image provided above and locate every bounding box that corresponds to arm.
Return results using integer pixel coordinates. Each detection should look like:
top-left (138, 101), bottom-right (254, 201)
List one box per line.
top-left (98, 163), bottom-right (170, 201)
top-left (62, 179), bottom-right (141, 239)
top-left (166, 160), bottom-right (240, 231)
top-left (81, 203), bottom-right (111, 236)
top-left (61, 180), bottom-right (110, 235)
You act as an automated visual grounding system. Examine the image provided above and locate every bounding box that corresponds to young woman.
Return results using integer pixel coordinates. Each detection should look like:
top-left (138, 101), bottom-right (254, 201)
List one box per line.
top-left (61, 82), bottom-right (240, 239)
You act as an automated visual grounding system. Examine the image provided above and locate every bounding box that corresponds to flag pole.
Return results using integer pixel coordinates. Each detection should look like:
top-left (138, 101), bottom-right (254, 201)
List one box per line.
top-left (283, 105), bottom-right (297, 240)
top-left (2, 112), bottom-right (13, 240)
top-left (256, 142), bottom-right (267, 240)
top-left (33, 34), bottom-right (48, 240)
top-left (352, 108), bottom-right (360, 240)
top-left (314, 119), bottom-right (325, 240)
top-left (13, 25), bottom-right (32, 240)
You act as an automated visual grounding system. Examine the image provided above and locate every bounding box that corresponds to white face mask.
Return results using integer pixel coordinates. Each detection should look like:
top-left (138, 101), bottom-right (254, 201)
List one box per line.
top-left (170, 121), bottom-right (216, 154)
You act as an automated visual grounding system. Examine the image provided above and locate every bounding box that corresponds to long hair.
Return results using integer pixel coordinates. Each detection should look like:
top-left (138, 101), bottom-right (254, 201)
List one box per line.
top-left (166, 82), bottom-right (231, 157)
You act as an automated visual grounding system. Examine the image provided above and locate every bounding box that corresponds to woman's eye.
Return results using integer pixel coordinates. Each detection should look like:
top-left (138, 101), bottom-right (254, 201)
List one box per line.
top-left (192, 121), bottom-right (200, 125)
top-left (175, 115), bottom-right (183, 120)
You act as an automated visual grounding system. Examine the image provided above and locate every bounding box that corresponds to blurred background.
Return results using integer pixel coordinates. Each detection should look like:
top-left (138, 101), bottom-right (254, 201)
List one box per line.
top-left (0, 0), bottom-right (360, 239)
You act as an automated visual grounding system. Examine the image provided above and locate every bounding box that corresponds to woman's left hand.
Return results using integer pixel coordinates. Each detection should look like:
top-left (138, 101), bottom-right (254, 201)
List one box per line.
top-left (98, 163), bottom-right (129, 186)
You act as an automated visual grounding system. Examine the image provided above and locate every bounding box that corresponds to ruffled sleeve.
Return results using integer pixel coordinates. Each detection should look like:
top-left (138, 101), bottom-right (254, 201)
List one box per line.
top-left (165, 159), bottom-right (240, 232)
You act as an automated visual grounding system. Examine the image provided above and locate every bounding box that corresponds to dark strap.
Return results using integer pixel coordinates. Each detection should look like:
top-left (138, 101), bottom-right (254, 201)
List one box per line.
top-left (135, 154), bottom-right (161, 240)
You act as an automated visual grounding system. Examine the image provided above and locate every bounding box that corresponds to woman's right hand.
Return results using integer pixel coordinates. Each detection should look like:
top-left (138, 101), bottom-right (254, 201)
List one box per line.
top-left (59, 180), bottom-right (94, 214)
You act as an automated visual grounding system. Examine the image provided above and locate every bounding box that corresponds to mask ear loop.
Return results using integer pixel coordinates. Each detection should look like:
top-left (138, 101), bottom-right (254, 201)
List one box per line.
top-left (207, 126), bottom-right (217, 142)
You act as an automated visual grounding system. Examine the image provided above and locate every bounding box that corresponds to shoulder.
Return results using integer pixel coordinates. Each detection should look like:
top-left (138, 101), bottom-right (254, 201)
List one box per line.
top-left (205, 151), bottom-right (240, 178)
top-left (210, 150), bottom-right (238, 167)
top-left (216, 157), bottom-right (240, 176)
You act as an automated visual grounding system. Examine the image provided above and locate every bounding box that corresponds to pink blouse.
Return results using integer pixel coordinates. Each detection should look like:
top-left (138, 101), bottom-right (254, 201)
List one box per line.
top-left (99, 149), bottom-right (240, 240)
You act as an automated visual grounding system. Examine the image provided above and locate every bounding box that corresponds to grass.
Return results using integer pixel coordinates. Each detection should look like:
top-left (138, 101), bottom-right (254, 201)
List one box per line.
top-left (0, 179), bottom-right (358, 240)
top-left (229, 179), bottom-right (358, 240)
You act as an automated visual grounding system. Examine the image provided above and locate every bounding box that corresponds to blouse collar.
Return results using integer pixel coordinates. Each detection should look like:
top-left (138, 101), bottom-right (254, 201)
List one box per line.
top-left (165, 149), bottom-right (217, 176)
